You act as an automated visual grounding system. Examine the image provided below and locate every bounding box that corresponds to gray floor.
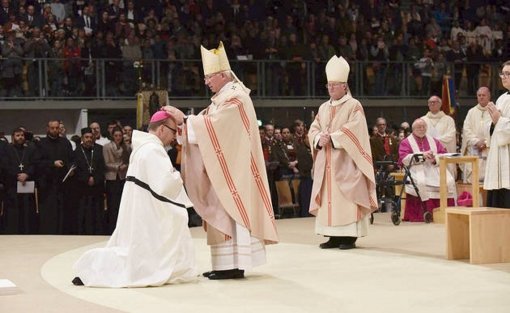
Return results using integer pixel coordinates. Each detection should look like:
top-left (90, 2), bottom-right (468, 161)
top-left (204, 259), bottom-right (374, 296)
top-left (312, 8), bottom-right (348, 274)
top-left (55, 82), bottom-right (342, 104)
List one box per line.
top-left (1, 214), bottom-right (510, 313)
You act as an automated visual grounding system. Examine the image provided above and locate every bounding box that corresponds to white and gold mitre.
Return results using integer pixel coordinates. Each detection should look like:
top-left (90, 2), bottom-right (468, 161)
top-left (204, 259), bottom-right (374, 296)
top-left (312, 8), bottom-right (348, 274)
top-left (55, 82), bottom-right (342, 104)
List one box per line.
top-left (200, 41), bottom-right (231, 76)
top-left (325, 55), bottom-right (350, 82)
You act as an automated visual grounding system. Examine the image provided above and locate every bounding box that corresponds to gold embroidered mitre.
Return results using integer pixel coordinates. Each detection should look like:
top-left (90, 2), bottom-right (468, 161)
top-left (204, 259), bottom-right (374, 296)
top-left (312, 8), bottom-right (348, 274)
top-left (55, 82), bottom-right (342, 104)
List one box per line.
top-left (200, 41), bottom-right (231, 76)
top-left (325, 55), bottom-right (350, 82)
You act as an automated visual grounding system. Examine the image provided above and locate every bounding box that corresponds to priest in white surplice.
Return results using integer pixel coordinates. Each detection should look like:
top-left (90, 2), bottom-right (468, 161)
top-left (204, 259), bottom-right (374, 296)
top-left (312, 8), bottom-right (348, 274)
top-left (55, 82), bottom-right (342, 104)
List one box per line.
top-left (484, 60), bottom-right (510, 208)
top-left (175, 42), bottom-right (278, 280)
top-left (422, 95), bottom-right (457, 153)
top-left (308, 55), bottom-right (378, 250)
top-left (72, 111), bottom-right (197, 287)
top-left (461, 87), bottom-right (492, 183)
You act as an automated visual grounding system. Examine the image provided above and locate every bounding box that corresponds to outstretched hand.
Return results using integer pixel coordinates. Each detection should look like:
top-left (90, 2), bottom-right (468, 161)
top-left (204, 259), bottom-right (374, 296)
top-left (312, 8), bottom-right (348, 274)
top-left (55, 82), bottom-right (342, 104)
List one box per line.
top-left (161, 105), bottom-right (185, 125)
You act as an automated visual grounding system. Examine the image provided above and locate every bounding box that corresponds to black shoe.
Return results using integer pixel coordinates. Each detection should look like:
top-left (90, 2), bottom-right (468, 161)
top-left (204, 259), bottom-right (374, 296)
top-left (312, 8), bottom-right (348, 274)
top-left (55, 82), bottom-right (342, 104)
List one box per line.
top-left (208, 269), bottom-right (245, 280)
top-left (202, 271), bottom-right (215, 278)
top-left (72, 277), bottom-right (84, 286)
top-left (423, 211), bottom-right (433, 223)
top-left (319, 237), bottom-right (340, 249)
top-left (339, 243), bottom-right (356, 250)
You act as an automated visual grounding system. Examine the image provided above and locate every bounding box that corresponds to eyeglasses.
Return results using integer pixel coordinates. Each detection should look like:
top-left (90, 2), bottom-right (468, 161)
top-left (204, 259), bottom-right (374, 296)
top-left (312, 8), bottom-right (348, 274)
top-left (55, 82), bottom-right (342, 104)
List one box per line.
top-left (325, 82), bottom-right (343, 88)
top-left (204, 72), bottom-right (220, 81)
top-left (499, 72), bottom-right (510, 78)
top-left (162, 124), bottom-right (177, 134)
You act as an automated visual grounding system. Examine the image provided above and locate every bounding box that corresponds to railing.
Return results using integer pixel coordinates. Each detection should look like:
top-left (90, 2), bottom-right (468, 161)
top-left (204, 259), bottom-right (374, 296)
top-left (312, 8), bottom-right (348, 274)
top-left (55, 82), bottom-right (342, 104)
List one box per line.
top-left (0, 58), bottom-right (506, 100)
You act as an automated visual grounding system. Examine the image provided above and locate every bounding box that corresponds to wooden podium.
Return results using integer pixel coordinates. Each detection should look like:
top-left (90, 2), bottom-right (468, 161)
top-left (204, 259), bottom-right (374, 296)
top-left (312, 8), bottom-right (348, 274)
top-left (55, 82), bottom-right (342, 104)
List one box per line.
top-left (435, 156), bottom-right (479, 223)
top-left (446, 207), bottom-right (510, 264)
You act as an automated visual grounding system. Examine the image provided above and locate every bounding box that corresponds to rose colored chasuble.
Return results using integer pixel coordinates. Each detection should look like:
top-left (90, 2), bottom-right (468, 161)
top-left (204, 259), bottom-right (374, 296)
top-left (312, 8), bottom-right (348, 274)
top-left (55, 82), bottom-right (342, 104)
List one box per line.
top-left (182, 82), bottom-right (278, 269)
top-left (308, 94), bottom-right (377, 236)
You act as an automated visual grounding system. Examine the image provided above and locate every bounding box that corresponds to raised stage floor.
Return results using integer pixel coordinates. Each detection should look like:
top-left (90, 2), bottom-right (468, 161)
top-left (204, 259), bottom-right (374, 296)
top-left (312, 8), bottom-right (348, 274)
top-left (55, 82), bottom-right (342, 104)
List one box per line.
top-left (1, 214), bottom-right (510, 313)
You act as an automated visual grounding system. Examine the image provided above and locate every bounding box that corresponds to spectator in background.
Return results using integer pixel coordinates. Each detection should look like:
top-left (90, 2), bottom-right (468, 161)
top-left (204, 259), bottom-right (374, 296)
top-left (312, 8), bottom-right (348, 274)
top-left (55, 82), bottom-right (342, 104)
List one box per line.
top-left (50, 0), bottom-right (66, 24)
top-left (37, 120), bottom-right (74, 234)
top-left (370, 36), bottom-right (389, 96)
top-left (89, 122), bottom-right (110, 146)
top-left (370, 117), bottom-right (399, 165)
top-left (25, 27), bottom-right (52, 97)
top-left (414, 48), bottom-right (434, 96)
top-left (0, 31), bottom-right (23, 97)
top-left (2, 128), bottom-right (39, 234)
top-left (63, 37), bottom-right (82, 96)
top-left (466, 41), bottom-right (485, 95)
top-left (103, 127), bottom-right (131, 234)
top-left (74, 127), bottom-right (105, 235)
top-left (446, 40), bottom-right (466, 91)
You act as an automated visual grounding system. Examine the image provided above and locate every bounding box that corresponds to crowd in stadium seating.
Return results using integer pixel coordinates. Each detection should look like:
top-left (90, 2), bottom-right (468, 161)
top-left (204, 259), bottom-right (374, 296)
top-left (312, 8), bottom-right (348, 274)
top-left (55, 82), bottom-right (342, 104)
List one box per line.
top-left (0, 0), bottom-right (508, 97)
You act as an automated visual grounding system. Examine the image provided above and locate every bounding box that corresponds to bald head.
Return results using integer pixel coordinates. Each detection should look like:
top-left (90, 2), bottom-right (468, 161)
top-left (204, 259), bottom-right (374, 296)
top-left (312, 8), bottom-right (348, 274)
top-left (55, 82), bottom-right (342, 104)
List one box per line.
top-left (476, 86), bottom-right (491, 107)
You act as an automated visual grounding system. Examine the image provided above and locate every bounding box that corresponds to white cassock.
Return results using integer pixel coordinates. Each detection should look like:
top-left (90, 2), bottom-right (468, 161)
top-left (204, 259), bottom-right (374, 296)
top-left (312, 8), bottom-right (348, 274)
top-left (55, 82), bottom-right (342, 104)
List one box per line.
top-left (484, 92), bottom-right (510, 190)
top-left (73, 130), bottom-right (197, 287)
top-left (422, 111), bottom-right (457, 176)
top-left (422, 111), bottom-right (457, 153)
top-left (461, 104), bottom-right (491, 182)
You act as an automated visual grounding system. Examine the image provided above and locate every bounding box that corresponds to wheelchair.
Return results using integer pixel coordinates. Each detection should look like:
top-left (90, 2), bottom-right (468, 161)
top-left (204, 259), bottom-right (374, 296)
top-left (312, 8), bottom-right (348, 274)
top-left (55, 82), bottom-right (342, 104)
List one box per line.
top-left (370, 160), bottom-right (403, 226)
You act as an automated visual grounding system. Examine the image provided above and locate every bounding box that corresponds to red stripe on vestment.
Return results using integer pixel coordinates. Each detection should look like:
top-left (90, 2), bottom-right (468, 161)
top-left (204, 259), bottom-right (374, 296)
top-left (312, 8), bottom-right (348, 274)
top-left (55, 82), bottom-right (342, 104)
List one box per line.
top-left (326, 106), bottom-right (336, 225)
top-left (250, 155), bottom-right (277, 224)
top-left (341, 127), bottom-right (373, 165)
top-left (326, 145), bottom-right (332, 226)
top-left (229, 98), bottom-right (275, 224)
top-left (353, 104), bottom-right (365, 116)
top-left (226, 98), bottom-right (251, 135)
top-left (204, 116), bottom-right (251, 228)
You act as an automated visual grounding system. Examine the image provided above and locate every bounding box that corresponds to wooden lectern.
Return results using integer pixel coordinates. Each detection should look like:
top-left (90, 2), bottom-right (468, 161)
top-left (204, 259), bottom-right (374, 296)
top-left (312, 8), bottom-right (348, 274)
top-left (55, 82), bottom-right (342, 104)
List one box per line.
top-left (435, 155), bottom-right (479, 223)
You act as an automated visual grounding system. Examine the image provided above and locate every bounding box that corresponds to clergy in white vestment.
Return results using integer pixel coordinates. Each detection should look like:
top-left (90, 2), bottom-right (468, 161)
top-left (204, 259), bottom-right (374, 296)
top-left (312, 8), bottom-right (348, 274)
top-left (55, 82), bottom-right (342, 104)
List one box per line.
top-left (422, 95), bottom-right (457, 177)
top-left (422, 95), bottom-right (457, 153)
top-left (460, 87), bottom-right (492, 183)
top-left (170, 41), bottom-right (278, 280)
top-left (72, 110), bottom-right (197, 287)
top-left (308, 55), bottom-right (378, 250)
top-left (484, 60), bottom-right (510, 208)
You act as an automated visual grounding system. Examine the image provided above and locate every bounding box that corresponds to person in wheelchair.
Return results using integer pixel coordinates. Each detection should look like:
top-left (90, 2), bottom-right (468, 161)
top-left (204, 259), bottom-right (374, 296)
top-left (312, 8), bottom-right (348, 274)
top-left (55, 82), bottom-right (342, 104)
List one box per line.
top-left (398, 118), bottom-right (456, 222)
top-left (370, 117), bottom-right (400, 212)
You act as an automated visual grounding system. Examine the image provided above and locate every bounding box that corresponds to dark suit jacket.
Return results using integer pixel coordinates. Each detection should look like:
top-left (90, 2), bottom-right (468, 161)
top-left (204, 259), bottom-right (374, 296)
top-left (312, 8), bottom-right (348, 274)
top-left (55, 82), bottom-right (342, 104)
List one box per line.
top-left (75, 14), bottom-right (97, 31)
top-left (370, 133), bottom-right (399, 166)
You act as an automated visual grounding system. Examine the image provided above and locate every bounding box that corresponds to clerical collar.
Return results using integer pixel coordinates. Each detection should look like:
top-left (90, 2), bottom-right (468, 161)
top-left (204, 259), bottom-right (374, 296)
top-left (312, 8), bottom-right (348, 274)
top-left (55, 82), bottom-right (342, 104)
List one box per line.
top-left (218, 81), bottom-right (234, 95)
top-left (412, 134), bottom-right (426, 141)
top-left (329, 94), bottom-right (352, 106)
top-left (47, 134), bottom-right (59, 140)
top-left (426, 111), bottom-right (445, 119)
top-left (476, 104), bottom-right (488, 111)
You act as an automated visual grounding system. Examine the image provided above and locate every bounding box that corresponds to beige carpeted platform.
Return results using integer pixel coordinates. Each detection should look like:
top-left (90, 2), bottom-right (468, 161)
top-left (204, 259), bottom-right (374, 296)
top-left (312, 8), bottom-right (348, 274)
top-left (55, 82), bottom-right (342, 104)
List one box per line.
top-left (1, 214), bottom-right (510, 313)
